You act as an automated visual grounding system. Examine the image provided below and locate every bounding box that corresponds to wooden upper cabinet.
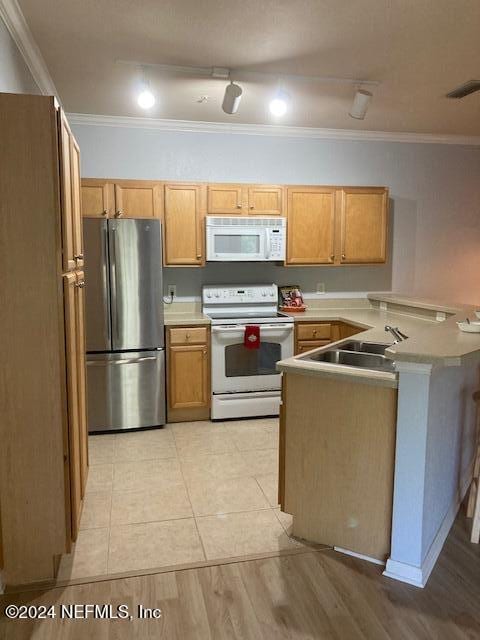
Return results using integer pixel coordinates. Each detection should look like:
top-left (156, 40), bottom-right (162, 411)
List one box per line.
top-left (340, 188), bottom-right (388, 264)
top-left (286, 187), bottom-right (336, 265)
top-left (164, 184), bottom-right (205, 266)
top-left (114, 180), bottom-right (163, 219)
top-left (247, 186), bottom-right (283, 215)
top-left (58, 112), bottom-right (76, 272)
top-left (207, 184), bottom-right (243, 215)
top-left (70, 137), bottom-right (84, 268)
top-left (81, 179), bottom-right (114, 218)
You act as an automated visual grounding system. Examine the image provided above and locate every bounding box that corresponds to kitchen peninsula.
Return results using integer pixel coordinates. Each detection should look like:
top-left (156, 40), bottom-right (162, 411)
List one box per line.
top-left (277, 293), bottom-right (480, 587)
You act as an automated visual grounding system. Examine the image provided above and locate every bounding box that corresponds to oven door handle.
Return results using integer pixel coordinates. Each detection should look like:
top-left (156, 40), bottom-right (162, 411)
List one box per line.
top-left (212, 324), bottom-right (293, 333)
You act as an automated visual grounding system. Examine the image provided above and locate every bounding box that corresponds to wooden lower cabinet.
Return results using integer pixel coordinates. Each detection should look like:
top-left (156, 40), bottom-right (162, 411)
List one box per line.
top-left (62, 273), bottom-right (88, 542)
top-left (166, 326), bottom-right (210, 422)
top-left (294, 320), bottom-right (362, 354)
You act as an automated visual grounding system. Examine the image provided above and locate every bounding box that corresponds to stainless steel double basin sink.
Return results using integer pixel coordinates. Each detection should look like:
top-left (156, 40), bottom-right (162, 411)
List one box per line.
top-left (300, 340), bottom-right (395, 373)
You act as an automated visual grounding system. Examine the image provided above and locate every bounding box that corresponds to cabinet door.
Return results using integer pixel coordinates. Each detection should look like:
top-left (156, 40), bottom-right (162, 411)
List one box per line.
top-left (169, 344), bottom-right (208, 409)
top-left (74, 271), bottom-right (88, 495)
top-left (70, 137), bottom-right (84, 268)
top-left (286, 187), bottom-right (336, 265)
top-left (58, 112), bottom-right (75, 272)
top-left (164, 184), bottom-right (204, 265)
top-left (114, 181), bottom-right (163, 219)
top-left (247, 186), bottom-right (283, 215)
top-left (296, 340), bottom-right (331, 355)
top-left (340, 188), bottom-right (388, 264)
top-left (63, 273), bottom-right (83, 541)
top-left (207, 184), bottom-right (244, 215)
top-left (81, 179), bottom-right (114, 218)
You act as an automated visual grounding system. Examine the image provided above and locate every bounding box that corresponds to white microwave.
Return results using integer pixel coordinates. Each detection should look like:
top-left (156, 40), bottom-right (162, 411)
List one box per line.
top-left (206, 216), bottom-right (286, 262)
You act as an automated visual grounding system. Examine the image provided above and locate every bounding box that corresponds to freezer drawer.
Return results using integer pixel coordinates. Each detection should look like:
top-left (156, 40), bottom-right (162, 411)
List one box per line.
top-left (87, 350), bottom-right (166, 432)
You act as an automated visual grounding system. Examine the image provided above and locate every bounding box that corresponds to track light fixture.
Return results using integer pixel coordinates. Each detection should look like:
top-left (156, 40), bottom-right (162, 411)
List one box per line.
top-left (269, 89), bottom-right (289, 117)
top-left (222, 81), bottom-right (243, 114)
top-left (137, 69), bottom-right (156, 109)
top-left (349, 89), bottom-right (372, 120)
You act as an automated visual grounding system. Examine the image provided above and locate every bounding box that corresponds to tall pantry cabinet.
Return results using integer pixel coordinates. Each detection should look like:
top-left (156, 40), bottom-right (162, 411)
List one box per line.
top-left (0, 94), bottom-right (88, 586)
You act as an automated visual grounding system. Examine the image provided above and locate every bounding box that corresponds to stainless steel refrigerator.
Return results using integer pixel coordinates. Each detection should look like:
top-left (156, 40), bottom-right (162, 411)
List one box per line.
top-left (83, 218), bottom-right (166, 432)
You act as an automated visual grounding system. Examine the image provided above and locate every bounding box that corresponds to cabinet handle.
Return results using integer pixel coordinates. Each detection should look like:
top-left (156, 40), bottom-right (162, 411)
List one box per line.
top-left (75, 281), bottom-right (86, 288)
top-left (186, 333), bottom-right (190, 340)
top-left (102, 209), bottom-right (108, 217)
top-left (342, 253), bottom-right (346, 259)
top-left (236, 203), bottom-right (242, 209)
top-left (330, 253), bottom-right (334, 261)
top-left (203, 349), bottom-right (207, 355)
top-left (74, 254), bottom-right (84, 260)
top-left (250, 205), bottom-right (254, 210)
top-left (115, 210), bottom-right (124, 218)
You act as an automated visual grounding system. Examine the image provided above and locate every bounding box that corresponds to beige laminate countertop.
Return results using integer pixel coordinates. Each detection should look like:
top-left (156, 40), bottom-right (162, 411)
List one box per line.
top-left (277, 293), bottom-right (480, 386)
top-left (164, 313), bottom-right (211, 326)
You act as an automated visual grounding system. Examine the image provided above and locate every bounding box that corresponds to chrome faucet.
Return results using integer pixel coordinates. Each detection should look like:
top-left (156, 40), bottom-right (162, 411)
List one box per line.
top-left (385, 325), bottom-right (409, 343)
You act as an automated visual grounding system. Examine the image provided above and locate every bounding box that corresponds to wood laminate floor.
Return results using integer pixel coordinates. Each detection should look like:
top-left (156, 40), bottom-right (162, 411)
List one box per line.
top-left (1, 516), bottom-right (479, 639)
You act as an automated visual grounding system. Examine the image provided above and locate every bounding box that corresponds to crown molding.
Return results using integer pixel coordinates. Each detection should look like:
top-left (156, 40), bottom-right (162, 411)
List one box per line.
top-left (0, 0), bottom-right (59, 98)
top-left (67, 112), bottom-right (480, 146)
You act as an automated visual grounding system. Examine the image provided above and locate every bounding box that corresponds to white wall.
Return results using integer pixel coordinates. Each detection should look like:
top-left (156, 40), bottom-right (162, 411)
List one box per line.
top-left (71, 123), bottom-right (480, 305)
top-left (0, 17), bottom-right (39, 94)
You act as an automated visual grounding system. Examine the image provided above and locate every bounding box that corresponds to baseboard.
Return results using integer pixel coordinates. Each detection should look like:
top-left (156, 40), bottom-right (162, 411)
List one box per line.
top-left (334, 546), bottom-right (386, 566)
top-left (383, 460), bottom-right (474, 588)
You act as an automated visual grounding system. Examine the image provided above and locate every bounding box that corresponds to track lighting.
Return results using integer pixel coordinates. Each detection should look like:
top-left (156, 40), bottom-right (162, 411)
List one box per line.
top-left (269, 90), bottom-right (289, 117)
top-left (349, 89), bottom-right (372, 120)
top-left (222, 81), bottom-right (243, 114)
top-left (137, 72), bottom-right (156, 109)
top-left (137, 88), bottom-right (155, 109)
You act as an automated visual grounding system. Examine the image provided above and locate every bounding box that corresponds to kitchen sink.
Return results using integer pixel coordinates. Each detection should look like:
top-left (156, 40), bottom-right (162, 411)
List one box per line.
top-left (340, 341), bottom-right (391, 355)
top-left (300, 340), bottom-right (395, 373)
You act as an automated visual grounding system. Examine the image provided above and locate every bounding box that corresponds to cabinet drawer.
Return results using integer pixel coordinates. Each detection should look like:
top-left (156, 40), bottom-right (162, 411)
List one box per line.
top-left (169, 327), bottom-right (208, 345)
top-left (296, 339), bottom-right (331, 354)
top-left (296, 323), bottom-right (332, 341)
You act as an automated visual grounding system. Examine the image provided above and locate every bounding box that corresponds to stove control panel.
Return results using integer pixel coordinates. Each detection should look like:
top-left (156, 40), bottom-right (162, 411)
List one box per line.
top-left (203, 284), bottom-right (278, 304)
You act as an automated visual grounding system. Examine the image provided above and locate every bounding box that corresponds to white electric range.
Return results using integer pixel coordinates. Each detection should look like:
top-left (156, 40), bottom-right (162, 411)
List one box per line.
top-left (202, 284), bottom-right (294, 419)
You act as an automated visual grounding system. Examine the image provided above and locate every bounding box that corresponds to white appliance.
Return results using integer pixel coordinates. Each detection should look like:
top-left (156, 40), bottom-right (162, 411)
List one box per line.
top-left (203, 284), bottom-right (294, 419)
top-left (206, 216), bottom-right (286, 262)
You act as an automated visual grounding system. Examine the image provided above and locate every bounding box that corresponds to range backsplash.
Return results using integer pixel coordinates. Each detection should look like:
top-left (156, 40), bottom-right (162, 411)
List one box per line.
top-left (163, 262), bottom-right (392, 299)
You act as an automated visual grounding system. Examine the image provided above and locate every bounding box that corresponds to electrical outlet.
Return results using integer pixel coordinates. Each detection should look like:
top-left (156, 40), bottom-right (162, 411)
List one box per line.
top-left (316, 282), bottom-right (325, 294)
top-left (167, 285), bottom-right (176, 298)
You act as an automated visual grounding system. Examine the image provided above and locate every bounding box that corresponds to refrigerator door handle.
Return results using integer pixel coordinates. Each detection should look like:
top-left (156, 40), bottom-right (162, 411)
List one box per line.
top-left (102, 221), bottom-right (112, 347)
top-left (108, 223), bottom-right (119, 345)
top-left (87, 356), bottom-right (158, 366)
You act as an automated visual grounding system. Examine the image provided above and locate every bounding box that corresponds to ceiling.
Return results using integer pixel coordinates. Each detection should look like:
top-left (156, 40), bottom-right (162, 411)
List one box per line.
top-left (18, 0), bottom-right (480, 135)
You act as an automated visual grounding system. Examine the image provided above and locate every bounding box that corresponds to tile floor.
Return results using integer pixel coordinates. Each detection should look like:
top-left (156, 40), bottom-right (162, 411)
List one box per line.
top-left (57, 418), bottom-right (309, 581)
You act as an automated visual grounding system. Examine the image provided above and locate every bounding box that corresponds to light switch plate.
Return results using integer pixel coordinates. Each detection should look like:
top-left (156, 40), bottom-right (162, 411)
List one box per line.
top-left (316, 282), bottom-right (325, 294)
top-left (167, 285), bottom-right (176, 298)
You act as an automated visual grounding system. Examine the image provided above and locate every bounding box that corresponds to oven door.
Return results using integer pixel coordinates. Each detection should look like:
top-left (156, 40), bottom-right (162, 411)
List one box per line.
top-left (211, 323), bottom-right (294, 393)
top-left (206, 227), bottom-right (266, 261)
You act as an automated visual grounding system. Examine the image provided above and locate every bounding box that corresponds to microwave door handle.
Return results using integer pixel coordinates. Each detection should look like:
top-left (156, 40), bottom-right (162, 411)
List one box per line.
top-left (265, 231), bottom-right (271, 259)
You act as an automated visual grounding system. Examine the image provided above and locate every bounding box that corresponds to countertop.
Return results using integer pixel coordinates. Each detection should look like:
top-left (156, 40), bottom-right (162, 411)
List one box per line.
top-left (164, 312), bottom-right (211, 326)
top-left (277, 293), bottom-right (480, 385)
top-left (163, 295), bottom-right (480, 381)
